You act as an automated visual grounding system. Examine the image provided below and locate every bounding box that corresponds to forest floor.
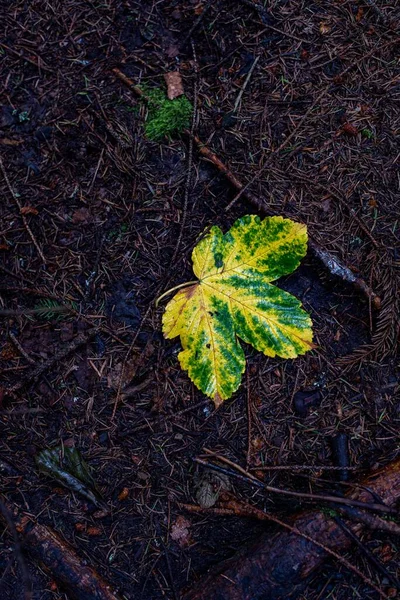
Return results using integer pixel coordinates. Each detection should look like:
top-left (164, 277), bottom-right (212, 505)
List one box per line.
top-left (0, 1), bottom-right (399, 599)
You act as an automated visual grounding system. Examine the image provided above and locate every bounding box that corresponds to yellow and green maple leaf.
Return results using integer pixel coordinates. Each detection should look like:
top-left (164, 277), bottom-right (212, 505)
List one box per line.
top-left (162, 215), bottom-right (313, 406)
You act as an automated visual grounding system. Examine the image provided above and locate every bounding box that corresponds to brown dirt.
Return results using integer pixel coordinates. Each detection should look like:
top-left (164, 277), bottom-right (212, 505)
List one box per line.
top-left (0, 1), bottom-right (399, 599)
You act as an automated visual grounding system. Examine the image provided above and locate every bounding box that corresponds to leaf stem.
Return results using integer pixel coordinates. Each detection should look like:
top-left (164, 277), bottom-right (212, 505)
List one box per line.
top-left (155, 280), bottom-right (198, 307)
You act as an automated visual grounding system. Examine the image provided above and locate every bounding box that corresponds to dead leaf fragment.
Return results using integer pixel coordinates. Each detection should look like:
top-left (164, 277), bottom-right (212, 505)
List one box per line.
top-left (20, 206), bottom-right (39, 216)
top-left (86, 526), bottom-right (102, 536)
top-left (342, 122), bottom-right (358, 136)
top-left (0, 138), bottom-right (23, 146)
top-left (166, 45), bottom-right (180, 59)
top-left (170, 515), bottom-right (192, 547)
top-left (319, 22), bottom-right (331, 34)
top-left (107, 360), bottom-right (137, 390)
top-left (164, 71), bottom-right (184, 100)
top-left (196, 471), bottom-right (231, 508)
top-left (118, 487), bottom-right (129, 501)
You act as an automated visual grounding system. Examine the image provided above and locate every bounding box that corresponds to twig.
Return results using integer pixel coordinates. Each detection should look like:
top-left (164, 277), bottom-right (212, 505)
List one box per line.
top-left (246, 370), bottom-right (252, 468)
top-left (180, 496), bottom-right (390, 599)
top-left (195, 453), bottom-right (395, 514)
top-left (310, 242), bottom-right (381, 309)
top-left (0, 498), bottom-right (121, 600)
top-left (170, 41), bottom-right (198, 266)
top-left (337, 505), bottom-right (400, 537)
top-left (179, 0), bottom-right (214, 50)
top-left (334, 515), bottom-right (399, 590)
top-left (0, 499), bottom-right (32, 600)
top-left (252, 464), bottom-right (359, 471)
top-left (232, 55), bottom-right (260, 113)
top-left (6, 330), bottom-right (97, 393)
top-left (9, 332), bottom-right (35, 364)
top-left (0, 155), bottom-right (46, 263)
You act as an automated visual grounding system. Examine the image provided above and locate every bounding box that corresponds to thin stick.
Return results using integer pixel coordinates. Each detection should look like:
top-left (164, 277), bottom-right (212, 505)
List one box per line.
top-left (181, 497), bottom-right (390, 599)
top-left (196, 455), bottom-right (395, 514)
top-left (0, 155), bottom-right (46, 263)
top-left (246, 370), bottom-right (252, 468)
top-left (9, 332), bottom-right (35, 364)
top-left (0, 499), bottom-right (32, 600)
top-left (6, 330), bottom-right (97, 393)
top-left (170, 40), bottom-right (198, 266)
top-left (179, 0), bottom-right (214, 50)
top-left (334, 515), bottom-right (399, 590)
top-left (252, 464), bottom-right (359, 471)
top-left (232, 55), bottom-right (260, 113)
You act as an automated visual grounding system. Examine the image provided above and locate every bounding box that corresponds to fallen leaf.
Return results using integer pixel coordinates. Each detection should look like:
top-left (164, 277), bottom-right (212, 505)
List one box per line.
top-left (164, 71), bottom-right (184, 100)
top-left (380, 543), bottom-right (394, 563)
top-left (170, 516), bottom-right (192, 547)
top-left (342, 122), bottom-right (358, 136)
top-left (162, 215), bottom-right (313, 405)
top-left (196, 472), bottom-right (231, 508)
top-left (107, 360), bottom-right (137, 390)
top-left (35, 445), bottom-right (104, 508)
top-left (20, 206), bottom-right (38, 216)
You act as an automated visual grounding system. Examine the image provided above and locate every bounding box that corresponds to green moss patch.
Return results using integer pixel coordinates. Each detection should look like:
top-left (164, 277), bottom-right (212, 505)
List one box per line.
top-left (140, 86), bottom-right (193, 141)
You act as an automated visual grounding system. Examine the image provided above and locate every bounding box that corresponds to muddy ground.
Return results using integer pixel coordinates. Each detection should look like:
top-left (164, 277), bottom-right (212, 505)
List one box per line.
top-left (0, 1), bottom-right (399, 599)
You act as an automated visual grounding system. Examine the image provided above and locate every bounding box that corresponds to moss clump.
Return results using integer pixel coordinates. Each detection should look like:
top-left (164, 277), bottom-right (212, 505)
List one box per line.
top-left (140, 86), bottom-right (193, 141)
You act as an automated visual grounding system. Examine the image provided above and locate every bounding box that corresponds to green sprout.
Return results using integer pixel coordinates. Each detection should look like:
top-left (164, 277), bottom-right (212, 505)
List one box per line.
top-left (361, 128), bottom-right (374, 140)
top-left (12, 109), bottom-right (30, 123)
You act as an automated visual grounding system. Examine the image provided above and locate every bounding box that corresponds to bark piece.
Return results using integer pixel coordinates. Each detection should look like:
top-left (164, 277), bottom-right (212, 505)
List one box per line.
top-left (183, 459), bottom-right (400, 600)
top-left (13, 512), bottom-right (122, 600)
